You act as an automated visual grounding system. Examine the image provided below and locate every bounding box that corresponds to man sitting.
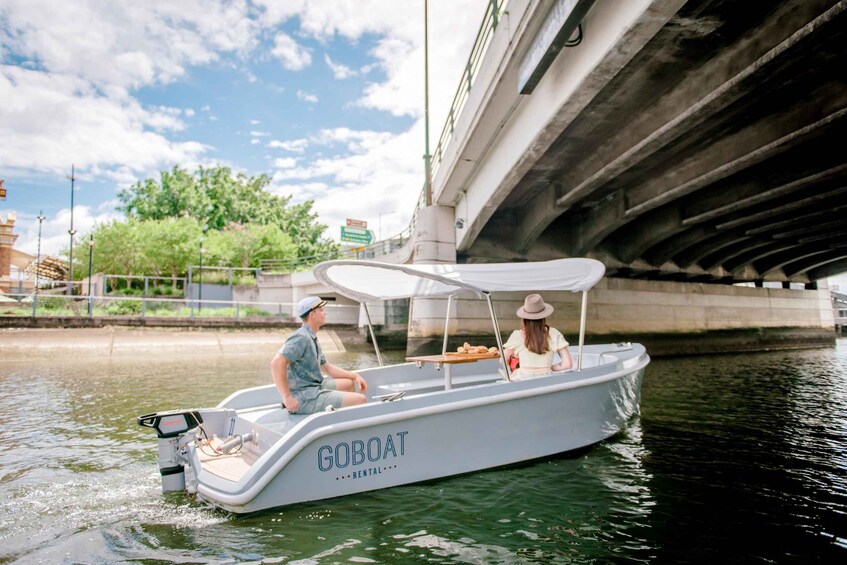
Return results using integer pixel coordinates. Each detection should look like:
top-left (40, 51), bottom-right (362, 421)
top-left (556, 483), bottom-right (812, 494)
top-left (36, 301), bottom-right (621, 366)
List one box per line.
top-left (271, 296), bottom-right (368, 413)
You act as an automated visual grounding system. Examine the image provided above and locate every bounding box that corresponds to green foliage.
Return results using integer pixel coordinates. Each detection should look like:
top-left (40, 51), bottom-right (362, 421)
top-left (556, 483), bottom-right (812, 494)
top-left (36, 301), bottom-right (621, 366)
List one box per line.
top-left (196, 269), bottom-right (258, 286)
top-left (73, 217), bottom-right (204, 283)
top-left (203, 223), bottom-right (297, 269)
top-left (117, 165), bottom-right (339, 262)
top-left (106, 300), bottom-right (142, 315)
top-left (151, 286), bottom-right (178, 296)
top-left (113, 287), bottom-right (143, 296)
top-left (38, 296), bottom-right (70, 310)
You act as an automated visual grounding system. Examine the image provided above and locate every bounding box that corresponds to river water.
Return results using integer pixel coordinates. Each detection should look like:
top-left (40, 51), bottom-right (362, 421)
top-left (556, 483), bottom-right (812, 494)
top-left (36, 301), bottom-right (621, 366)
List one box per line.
top-left (0, 341), bottom-right (845, 564)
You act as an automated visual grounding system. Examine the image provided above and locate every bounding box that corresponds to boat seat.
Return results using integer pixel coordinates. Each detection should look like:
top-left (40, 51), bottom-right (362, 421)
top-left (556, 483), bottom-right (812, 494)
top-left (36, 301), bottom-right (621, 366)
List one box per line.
top-left (377, 372), bottom-right (503, 395)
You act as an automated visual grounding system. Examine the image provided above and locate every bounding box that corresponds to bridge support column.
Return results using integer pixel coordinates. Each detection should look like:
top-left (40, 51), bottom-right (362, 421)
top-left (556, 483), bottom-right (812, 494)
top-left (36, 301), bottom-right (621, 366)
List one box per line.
top-left (408, 206), bottom-right (458, 354)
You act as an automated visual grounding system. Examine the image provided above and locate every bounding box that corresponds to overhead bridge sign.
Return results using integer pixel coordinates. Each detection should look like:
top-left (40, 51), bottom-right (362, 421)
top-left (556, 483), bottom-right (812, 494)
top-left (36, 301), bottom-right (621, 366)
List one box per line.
top-left (341, 226), bottom-right (373, 244)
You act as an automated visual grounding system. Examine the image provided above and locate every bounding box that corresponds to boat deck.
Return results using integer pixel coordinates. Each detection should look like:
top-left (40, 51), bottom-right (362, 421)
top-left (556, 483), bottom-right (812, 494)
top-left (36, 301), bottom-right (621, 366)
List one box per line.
top-left (198, 437), bottom-right (261, 482)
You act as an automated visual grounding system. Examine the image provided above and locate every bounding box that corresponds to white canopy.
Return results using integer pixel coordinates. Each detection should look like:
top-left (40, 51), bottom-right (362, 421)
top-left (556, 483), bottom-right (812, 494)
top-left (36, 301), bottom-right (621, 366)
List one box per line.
top-left (313, 258), bottom-right (605, 303)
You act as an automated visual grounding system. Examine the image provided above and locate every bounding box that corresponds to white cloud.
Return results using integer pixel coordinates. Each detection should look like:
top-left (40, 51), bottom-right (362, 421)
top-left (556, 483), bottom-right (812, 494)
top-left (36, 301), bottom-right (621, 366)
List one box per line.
top-left (3, 0), bottom-right (492, 248)
top-left (273, 157), bottom-right (298, 169)
top-left (271, 33), bottom-right (312, 70)
top-left (268, 139), bottom-right (309, 153)
top-left (251, 139), bottom-right (260, 145)
top-left (250, 130), bottom-right (271, 137)
top-left (253, 0), bottom-right (481, 124)
top-left (12, 206), bottom-right (122, 257)
top-left (296, 90), bottom-right (318, 103)
top-left (0, 0), bottom-right (257, 91)
top-left (270, 124), bottom-right (424, 237)
top-left (0, 66), bottom-right (209, 177)
top-left (250, 119), bottom-right (260, 124)
top-left (324, 54), bottom-right (357, 79)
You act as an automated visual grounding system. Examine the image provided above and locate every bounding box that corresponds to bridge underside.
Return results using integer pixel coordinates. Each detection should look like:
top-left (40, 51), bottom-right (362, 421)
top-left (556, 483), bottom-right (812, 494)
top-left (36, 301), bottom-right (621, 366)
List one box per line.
top-left (464, 0), bottom-right (847, 285)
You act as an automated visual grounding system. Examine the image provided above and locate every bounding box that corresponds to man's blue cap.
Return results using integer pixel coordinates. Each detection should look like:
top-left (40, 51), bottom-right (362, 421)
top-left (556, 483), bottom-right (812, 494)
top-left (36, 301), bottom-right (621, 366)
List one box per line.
top-left (296, 296), bottom-right (327, 318)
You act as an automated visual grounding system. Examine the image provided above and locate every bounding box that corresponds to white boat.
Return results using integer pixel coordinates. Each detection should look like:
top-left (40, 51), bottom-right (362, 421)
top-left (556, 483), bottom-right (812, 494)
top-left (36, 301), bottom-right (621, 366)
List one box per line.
top-left (138, 258), bottom-right (650, 514)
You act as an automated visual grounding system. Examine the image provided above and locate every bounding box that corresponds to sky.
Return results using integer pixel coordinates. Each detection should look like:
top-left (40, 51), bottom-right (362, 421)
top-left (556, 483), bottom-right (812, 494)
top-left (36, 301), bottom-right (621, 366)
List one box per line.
top-left (0, 0), bottom-right (484, 256)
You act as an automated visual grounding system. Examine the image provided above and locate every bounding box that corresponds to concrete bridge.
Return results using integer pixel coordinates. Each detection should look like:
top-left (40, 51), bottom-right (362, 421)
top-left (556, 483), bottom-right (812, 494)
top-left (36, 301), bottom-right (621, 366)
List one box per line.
top-left (426, 0), bottom-right (846, 285)
top-left (258, 0), bottom-right (847, 354)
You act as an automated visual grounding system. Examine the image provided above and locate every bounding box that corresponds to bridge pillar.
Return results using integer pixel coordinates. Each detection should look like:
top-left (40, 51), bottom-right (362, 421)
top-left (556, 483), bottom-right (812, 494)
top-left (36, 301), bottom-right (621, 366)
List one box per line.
top-left (411, 205), bottom-right (457, 264)
top-left (407, 205), bottom-right (458, 353)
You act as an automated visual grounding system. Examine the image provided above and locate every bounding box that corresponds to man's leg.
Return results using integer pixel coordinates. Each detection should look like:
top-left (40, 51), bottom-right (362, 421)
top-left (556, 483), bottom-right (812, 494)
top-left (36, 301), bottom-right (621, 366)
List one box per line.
top-left (339, 391), bottom-right (367, 407)
top-left (321, 378), bottom-right (367, 408)
top-left (330, 377), bottom-right (355, 392)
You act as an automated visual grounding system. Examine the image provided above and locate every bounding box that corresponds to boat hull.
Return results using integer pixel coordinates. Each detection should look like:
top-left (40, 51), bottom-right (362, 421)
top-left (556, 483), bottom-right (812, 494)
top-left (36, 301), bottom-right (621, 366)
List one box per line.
top-left (188, 344), bottom-right (648, 513)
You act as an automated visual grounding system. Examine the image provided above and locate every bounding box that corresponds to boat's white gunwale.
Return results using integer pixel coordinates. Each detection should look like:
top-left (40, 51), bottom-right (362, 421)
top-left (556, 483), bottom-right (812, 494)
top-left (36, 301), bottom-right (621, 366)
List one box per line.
top-left (195, 351), bottom-right (648, 507)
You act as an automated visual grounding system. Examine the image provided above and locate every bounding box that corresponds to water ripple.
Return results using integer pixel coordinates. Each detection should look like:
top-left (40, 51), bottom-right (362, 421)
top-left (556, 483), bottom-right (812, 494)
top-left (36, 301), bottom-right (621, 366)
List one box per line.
top-left (1, 343), bottom-right (845, 563)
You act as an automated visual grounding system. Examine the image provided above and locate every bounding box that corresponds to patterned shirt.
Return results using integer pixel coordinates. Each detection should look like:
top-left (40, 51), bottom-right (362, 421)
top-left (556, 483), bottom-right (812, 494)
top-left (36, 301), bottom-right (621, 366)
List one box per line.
top-left (280, 324), bottom-right (326, 405)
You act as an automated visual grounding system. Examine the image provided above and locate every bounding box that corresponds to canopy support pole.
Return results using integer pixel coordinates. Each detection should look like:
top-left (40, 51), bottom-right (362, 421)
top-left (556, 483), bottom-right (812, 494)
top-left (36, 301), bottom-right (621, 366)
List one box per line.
top-left (485, 292), bottom-right (510, 381)
top-left (577, 290), bottom-right (588, 371)
top-left (441, 294), bottom-right (452, 355)
top-left (363, 302), bottom-right (383, 367)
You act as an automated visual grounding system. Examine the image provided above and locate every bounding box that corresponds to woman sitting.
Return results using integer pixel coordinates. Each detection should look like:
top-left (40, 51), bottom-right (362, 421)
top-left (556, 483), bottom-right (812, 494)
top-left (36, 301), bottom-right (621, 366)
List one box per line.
top-left (503, 293), bottom-right (573, 380)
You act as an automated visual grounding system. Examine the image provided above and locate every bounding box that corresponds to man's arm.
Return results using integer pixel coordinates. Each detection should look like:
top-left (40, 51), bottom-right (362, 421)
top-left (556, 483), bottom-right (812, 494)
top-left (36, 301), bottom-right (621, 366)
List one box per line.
top-left (323, 362), bottom-right (368, 392)
top-left (271, 352), bottom-right (300, 411)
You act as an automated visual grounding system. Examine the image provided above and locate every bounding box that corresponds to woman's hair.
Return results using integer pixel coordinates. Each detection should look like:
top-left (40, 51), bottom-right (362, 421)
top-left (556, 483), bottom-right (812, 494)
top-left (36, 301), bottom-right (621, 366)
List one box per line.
top-left (522, 318), bottom-right (550, 354)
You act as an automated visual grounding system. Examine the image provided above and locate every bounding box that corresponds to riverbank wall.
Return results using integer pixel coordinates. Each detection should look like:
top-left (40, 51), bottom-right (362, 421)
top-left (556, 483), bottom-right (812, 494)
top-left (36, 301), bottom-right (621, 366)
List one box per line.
top-left (0, 325), bottom-right (368, 359)
top-left (0, 322), bottom-right (836, 360)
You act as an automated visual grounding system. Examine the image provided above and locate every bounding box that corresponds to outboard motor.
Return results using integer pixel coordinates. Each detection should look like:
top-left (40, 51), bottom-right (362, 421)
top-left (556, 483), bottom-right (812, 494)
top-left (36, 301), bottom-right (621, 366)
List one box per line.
top-left (138, 410), bottom-right (203, 492)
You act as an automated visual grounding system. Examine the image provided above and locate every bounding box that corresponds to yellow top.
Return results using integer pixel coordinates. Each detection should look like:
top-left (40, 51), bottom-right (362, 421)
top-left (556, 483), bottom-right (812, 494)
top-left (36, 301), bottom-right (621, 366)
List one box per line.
top-left (504, 327), bottom-right (568, 380)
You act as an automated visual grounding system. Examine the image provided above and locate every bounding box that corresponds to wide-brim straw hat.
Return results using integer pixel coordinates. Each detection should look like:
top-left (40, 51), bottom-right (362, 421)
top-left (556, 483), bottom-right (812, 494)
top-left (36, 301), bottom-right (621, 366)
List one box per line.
top-left (516, 293), bottom-right (554, 320)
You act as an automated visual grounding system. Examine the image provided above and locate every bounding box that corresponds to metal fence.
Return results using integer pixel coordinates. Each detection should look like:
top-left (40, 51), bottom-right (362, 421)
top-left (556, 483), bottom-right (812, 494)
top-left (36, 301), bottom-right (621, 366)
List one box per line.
top-left (0, 292), bottom-right (360, 324)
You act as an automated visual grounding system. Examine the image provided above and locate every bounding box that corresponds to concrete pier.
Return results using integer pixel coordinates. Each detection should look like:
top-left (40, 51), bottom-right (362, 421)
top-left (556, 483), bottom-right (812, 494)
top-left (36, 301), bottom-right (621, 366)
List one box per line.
top-left (406, 276), bottom-right (837, 355)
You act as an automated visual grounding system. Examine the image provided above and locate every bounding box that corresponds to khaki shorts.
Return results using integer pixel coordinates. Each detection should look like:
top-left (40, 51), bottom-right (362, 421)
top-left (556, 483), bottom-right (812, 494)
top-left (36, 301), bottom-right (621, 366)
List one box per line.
top-left (292, 377), bottom-right (344, 414)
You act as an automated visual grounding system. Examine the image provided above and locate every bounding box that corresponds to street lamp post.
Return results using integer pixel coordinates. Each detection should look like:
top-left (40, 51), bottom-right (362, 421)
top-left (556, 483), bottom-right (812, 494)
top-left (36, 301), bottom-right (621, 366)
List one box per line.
top-left (87, 235), bottom-right (94, 316)
top-left (378, 210), bottom-right (396, 242)
top-left (67, 165), bottom-right (76, 295)
top-left (32, 212), bottom-right (46, 318)
top-left (198, 242), bottom-right (205, 313)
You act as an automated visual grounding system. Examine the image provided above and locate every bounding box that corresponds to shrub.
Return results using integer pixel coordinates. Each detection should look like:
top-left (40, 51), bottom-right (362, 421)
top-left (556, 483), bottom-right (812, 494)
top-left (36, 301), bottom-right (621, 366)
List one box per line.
top-left (107, 300), bottom-right (142, 315)
top-left (241, 306), bottom-right (267, 317)
top-left (38, 296), bottom-right (70, 310)
top-left (113, 287), bottom-right (142, 296)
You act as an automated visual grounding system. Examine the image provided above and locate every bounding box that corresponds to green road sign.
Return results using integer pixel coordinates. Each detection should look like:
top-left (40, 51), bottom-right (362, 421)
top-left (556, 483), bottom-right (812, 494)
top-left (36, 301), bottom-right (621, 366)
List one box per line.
top-left (341, 226), bottom-right (373, 244)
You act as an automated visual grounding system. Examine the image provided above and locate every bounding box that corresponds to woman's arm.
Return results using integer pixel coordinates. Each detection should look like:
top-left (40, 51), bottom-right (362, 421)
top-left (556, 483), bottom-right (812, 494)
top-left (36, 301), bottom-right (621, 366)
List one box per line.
top-left (551, 348), bottom-right (573, 371)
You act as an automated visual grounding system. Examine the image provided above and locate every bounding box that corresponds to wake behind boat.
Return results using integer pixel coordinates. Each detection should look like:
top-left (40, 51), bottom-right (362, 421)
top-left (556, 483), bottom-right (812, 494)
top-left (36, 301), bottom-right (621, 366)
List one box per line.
top-left (138, 258), bottom-right (650, 513)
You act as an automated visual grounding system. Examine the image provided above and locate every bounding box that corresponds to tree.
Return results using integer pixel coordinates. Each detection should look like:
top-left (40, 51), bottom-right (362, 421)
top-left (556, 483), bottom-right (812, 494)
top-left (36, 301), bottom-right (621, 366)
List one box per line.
top-left (203, 223), bottom-right (297, 269)
top-left (77, 220), bottom-right (145, 288)
top-left (118, 165), bottom-right (339, 263)
top-left (137, 218), bottom-right (204, 288)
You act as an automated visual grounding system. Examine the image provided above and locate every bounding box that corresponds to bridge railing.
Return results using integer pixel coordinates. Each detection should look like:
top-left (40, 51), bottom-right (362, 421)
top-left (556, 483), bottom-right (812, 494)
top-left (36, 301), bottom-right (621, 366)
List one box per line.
top-left (429, 0), bottom-right (507, 181)
top-left (260, 224), bottom-right (413, 273)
